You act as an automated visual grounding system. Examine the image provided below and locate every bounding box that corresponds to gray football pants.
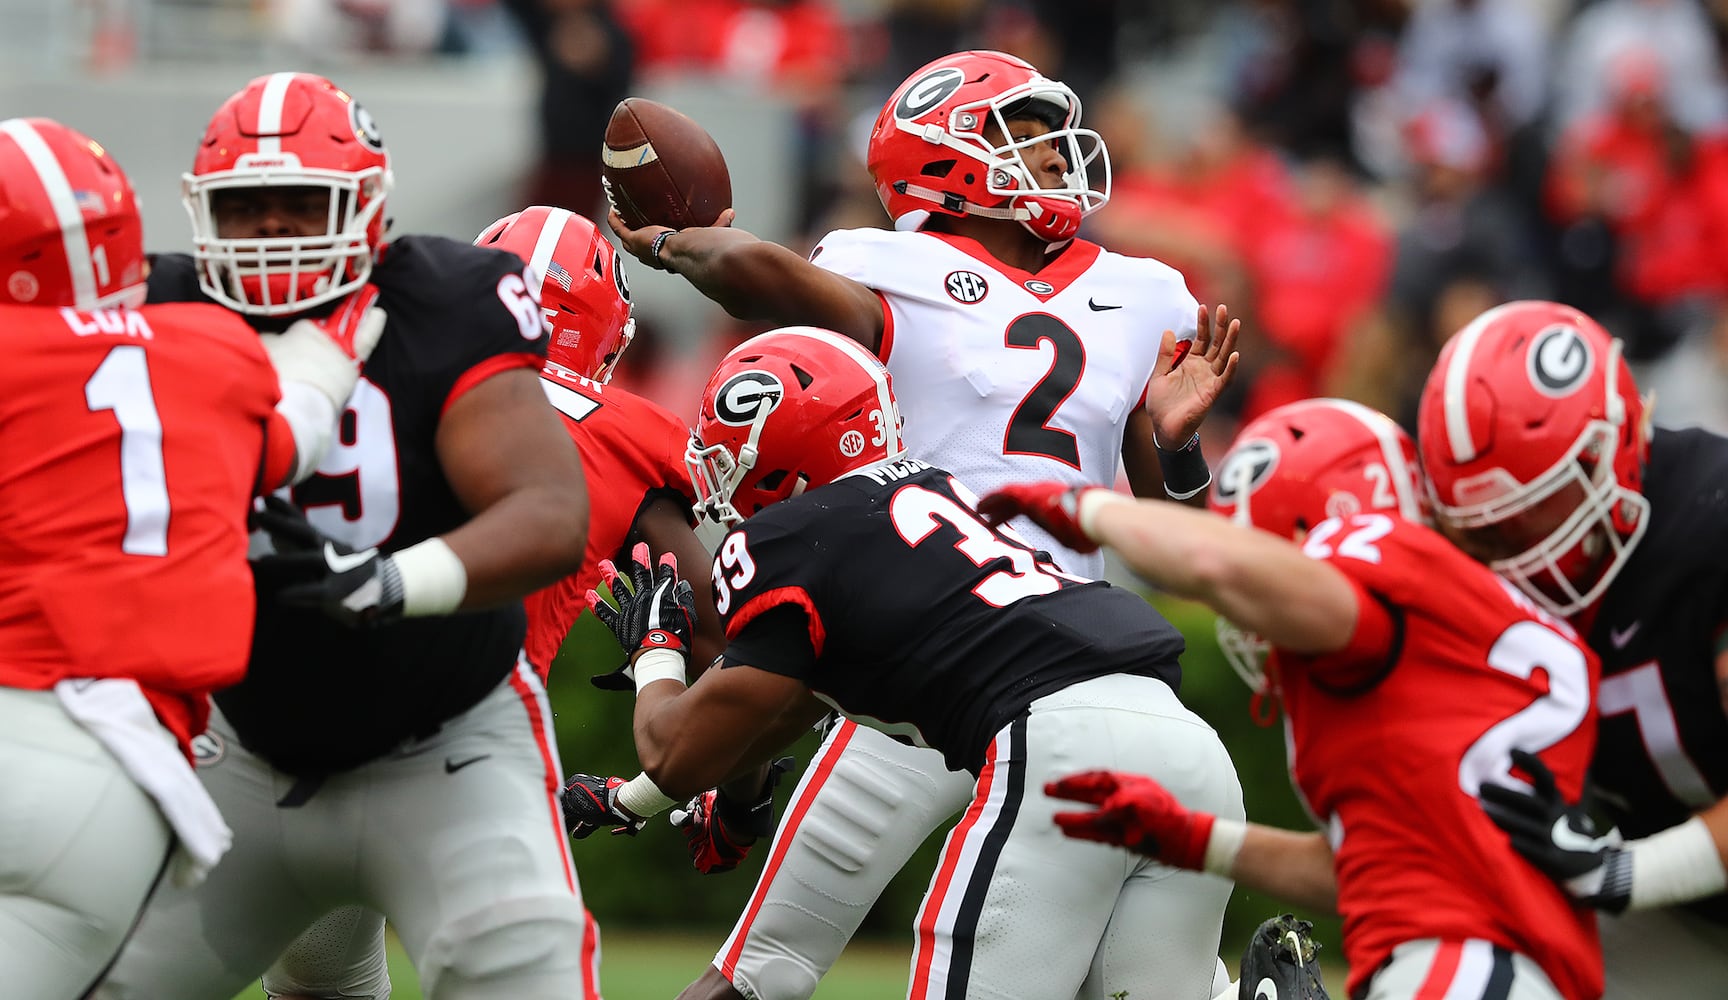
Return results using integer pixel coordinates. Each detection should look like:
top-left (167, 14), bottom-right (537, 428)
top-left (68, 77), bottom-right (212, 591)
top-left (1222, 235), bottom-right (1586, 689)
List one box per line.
top-left (95, 660), bottom-right (595, 1000)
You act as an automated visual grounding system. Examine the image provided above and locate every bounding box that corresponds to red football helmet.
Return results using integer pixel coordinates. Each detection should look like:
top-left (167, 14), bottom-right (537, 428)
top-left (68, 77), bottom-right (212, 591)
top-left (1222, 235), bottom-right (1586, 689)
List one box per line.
top-left (182, 72), bottom-right (393, 316)
top-left (475, 206), bottom-right (634, 383)
top-left (0, 117), bottom-right (146, 310)
top-left (1418, 300), bottom-right (1650, 619)
top-left (866, 50), bottom-right (1110, 243)
top-left (688, 327), bottom-right (905, 525)
top-left (1208, 398), bottom-right (1425, 694)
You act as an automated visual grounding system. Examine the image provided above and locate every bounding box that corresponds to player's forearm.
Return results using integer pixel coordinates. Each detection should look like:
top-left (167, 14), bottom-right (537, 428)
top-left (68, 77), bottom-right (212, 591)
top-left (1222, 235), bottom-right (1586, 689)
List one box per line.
top-left (656, 228), bottom-right (808, 322)
top-left (1086, 498), bottom-right (1356, 655)
top-left (632, 678), bottom-right (726, 800)
top-left (1227, 826), bottom-right (1339, 914)
top-left (441, 484), bottom-right (587, 608)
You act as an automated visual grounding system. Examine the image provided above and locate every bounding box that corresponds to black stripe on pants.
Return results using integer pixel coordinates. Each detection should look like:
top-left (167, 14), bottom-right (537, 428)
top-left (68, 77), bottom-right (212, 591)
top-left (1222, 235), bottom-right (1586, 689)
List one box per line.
top-left (944, 716), bottom-right (1027, 1000)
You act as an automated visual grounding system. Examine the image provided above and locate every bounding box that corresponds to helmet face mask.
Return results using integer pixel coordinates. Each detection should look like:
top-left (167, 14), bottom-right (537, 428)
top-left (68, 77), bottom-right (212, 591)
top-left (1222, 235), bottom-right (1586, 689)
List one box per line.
top-left (0, 117), bottom-right (147, 311)
top-left (1207, 398), bottom-right (1425, 697)
top-left (183, 73), bottom-right (394, 317)
top-left (687, 328), bottom-right (903, 526)
top-left (867, 50), bottom-right (1110, 243)
top-left (474, 206), bottom-right (634, 382)
top-left (1419, 301), bottom-right (1651, 619)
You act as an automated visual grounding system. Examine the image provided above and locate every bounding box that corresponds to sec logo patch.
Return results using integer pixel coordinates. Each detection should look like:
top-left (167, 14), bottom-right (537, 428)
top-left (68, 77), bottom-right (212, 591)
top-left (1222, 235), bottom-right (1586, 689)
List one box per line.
top-left (946, 271), bottom-right (988, 304)
top-left (839, 429), bottom-right (866, 457)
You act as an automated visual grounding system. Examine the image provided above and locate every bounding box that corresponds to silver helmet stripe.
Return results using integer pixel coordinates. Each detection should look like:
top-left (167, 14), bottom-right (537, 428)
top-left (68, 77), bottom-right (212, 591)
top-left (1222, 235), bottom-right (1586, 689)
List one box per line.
top-left (1321, 398), bottom-right (1423, 522)
top-left (253, 71), bottom-right (298, 155)
top-left (525, 207), bottom-right (574, 293)
top-left (1441, 305), bottom-right (1504, 465)
top-left (1, 118), bottom-right (98, 309)
top-left (779, 327), bottom-right (902, 459)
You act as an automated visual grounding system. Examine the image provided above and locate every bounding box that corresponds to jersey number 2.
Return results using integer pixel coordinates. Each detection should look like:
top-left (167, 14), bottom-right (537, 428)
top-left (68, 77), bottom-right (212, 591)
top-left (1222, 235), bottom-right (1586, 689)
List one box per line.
top-left (1003, 315), bottom-right (1084, 469)
top-left (85, 345), bottom-right (170, 557)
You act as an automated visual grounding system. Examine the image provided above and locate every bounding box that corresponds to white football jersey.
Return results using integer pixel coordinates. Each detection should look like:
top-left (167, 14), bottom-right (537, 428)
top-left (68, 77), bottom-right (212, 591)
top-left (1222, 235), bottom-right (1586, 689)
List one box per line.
top-left (811, 227), bottom-right (1198, 577)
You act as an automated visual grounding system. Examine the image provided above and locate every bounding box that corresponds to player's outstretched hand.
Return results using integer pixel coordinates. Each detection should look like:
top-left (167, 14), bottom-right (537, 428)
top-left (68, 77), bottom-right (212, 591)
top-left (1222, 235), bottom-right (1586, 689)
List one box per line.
top-left (1480, 749), bottom-right (1630, 912)
top-left (1145, 303), bottom-right (1241, 447)
top-left (606, 207), bottom-right (737, 271)
top-left (249, 496), bottom-right (407, 628)
top-left (977, 482), bottom-right (1103, 554)
top-left (587, 542), bottom-right (698, 670)
top-left (669, 756), bottom-right (796, 875)
top-left (1046, 769), bottom-right (1216, 870)
top-left (561, 773), bottom-right (648, 840)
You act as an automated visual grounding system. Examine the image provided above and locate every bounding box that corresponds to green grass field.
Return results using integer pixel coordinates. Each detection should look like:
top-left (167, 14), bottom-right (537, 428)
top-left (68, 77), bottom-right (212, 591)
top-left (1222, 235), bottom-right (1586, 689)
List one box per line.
top-left (230, 929), bottom-right (910, 999)
top-left (228, 926), bottom-right (1349, 999)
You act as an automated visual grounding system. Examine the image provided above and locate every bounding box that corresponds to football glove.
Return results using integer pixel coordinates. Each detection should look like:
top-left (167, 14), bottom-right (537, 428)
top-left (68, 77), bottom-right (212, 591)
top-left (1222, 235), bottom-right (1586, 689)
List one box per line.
top-left (262, 283), bottom-right (387, 409)
top-left (669, 756), bottom-right (796, 875)
top-left (561, 773), bottom-right (648, 840)
top-left (250, 496), bottom-right (406, 628)
top-left (1480, 749), bottom-right (1631, 912)
top-left (976, 482), bottom-right (1103, 554)
top-left (1046, 769), bottom-right (1215, 870)
top-left (587, 542), bottom-right (697, 670)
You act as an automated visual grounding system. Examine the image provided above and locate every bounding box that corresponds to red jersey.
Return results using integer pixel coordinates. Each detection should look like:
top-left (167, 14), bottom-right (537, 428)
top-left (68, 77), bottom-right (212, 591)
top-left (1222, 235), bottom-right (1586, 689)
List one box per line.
top-left (0, 302), bottom-right (287, 750)
top-left (523, 366), bottom-right (695, 675)
top-left (1274, 514), bottom-right (1602, 1000)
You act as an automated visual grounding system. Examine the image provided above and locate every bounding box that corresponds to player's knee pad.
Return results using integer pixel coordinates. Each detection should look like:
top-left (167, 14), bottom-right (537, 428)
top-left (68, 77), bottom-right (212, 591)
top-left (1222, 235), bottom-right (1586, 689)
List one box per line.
top-left (417, 895), bottom-right (590, 1000)
top-left (261, 906), bottom-right (392, 1000)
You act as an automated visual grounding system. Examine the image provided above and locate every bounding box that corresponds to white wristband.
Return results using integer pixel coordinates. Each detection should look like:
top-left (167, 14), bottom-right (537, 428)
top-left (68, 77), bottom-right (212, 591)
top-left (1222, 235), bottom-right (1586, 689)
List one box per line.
top-left (615, 771), bottom-right (677, 818)
top-left (1076, 488), bottom-right (1134, 543)
top-left (1628, 816), bottom-right (1727, 910)
top-left (391, 537), bottom-right (468, 617)
top-left (274, 381), bottom-right (338, 485)
top-left (632, 647), bottom-right (688, 693)
top-left (1203, 817), bottom-right (1247, 878)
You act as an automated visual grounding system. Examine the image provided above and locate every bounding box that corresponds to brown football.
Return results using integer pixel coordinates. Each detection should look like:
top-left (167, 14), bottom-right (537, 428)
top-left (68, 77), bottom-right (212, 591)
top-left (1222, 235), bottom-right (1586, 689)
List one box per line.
top-left (602, 98), bottom-right (732, 230)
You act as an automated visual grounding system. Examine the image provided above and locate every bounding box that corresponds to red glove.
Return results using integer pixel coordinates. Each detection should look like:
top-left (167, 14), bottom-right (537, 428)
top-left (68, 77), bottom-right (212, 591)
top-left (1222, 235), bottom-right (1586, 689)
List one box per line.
top-left (301, 283), bottom-right (385, 362)
top-left (975, 482), bottom-right (1102, 553)
top-left (669, 790), bottom-right (755, 874)
top-left (1046, 770), bottom-right (1215, 870)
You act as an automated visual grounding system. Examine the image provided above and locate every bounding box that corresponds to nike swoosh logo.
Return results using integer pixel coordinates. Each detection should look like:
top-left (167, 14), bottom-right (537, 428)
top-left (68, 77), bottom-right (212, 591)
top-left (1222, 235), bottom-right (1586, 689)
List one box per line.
top-left (323, 543), bottom-right (375, 574)
top-left (445, 754), bottom-right (491, 774)
top-left (1609, 621), bottom-right (1640, 648)
top-left (1256, 978), bottom-right (1278, 1000)
top-left (1087, 298), bottom-right (1122, 311)
top-left (1550, 814), bottom-right (1610, 853)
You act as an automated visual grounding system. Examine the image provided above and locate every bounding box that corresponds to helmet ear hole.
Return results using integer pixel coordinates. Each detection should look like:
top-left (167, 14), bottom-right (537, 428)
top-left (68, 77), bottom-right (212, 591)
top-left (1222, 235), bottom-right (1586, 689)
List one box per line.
top-left (755, 469), bottom-right (789, 492)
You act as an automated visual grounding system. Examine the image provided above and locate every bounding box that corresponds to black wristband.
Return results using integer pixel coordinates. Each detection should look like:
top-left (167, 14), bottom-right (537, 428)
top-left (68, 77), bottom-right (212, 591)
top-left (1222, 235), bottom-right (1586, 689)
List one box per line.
top-left (1156, 432), bottom-right (1211, 501)
top-left (649, 230), bottom-right (676, 271)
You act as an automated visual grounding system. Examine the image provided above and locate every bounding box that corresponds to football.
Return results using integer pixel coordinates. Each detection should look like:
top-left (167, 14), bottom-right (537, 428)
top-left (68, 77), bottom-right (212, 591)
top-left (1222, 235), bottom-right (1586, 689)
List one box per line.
top-left (602, 98), bottom-right (732, 231)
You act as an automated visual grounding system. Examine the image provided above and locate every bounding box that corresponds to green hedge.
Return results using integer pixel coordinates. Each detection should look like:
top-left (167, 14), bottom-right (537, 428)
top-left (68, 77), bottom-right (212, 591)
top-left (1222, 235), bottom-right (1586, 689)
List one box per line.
top-left (546, 589), bottom-right (1342, 965)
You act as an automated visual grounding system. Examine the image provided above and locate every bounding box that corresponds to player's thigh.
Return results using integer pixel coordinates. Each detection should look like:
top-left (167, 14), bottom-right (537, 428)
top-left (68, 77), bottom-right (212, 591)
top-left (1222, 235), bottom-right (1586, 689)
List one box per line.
top-left (1362, 939), bottom-right (1565, 1000)
top-left (98, 711), bottom-right (331, 1000)
top-left (715, 720), bottom-right (974, 1000)
top-left (359, 667), bottom-right (590, 1000)
top-left (1599, 904), bottom-right (1728, 996)
top-left (0, 689), bottom-right (174, 999)
top-left (262, 904), bottom-right (391, 1000)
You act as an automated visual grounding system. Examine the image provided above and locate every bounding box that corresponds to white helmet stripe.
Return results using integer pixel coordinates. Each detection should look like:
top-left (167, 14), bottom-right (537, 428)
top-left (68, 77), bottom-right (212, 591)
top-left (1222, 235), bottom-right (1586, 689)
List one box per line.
top-left (525, 207), bottom-right (574, 292)
top-left (1, 118), bottom-right (98, 309)
top-left (1320, 398), bottom-right (1423, 522)
top-left (1442, 306), bottom-right (1501, 465)
top-left (779, 327), bottom-right (900, 456)
top-left (253, 71), bottom-right (299, 156)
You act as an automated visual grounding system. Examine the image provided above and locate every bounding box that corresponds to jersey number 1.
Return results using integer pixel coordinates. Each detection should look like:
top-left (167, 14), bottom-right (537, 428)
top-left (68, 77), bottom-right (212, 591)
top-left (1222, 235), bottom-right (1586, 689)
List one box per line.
top-left (85, 345), bottom-right (170, 556)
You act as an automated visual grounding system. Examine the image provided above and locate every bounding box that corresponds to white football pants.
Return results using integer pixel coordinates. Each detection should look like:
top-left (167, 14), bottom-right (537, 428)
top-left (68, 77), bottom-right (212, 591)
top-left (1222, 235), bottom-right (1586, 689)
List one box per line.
top-left (1358, 939), bottom-right (1565, 1000)
top-left (723, 673), bottom-right (1242, 1000)
top-left (0, 687), bottom-right (175, 999)
top-left (94, 659), bottom-right (598, 1000)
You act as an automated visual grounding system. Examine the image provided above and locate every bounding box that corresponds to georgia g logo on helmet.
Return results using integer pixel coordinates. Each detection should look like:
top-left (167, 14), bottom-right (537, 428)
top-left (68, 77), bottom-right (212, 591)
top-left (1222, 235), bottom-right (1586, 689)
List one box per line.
top-left (1213, 439), bottom-right (1280, 504)
top-left (1527, 324), bottom-right (1594, 398)
top-left (894, 67), bottom-right (965, 120)
top-left (714, 370), bottom-right (785, 426)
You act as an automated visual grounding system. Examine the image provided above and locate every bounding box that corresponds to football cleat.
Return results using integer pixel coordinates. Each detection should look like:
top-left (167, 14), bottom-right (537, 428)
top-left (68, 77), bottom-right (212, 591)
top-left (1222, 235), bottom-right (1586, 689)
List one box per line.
top-left (1239, 914), bottom-right (1330, 1000)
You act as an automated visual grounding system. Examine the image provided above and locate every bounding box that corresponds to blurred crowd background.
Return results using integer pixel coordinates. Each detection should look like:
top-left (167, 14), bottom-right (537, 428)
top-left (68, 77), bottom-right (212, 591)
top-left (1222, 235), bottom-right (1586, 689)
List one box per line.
top-left (8, 0), bottom-right (1728, 983)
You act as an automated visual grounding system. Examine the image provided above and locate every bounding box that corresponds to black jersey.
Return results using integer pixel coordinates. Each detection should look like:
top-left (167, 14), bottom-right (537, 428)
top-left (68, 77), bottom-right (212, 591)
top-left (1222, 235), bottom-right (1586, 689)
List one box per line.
top-left (1588, 427), bottom-right (1728, 914)
top-left (148, 237), bottom-right (550, 774)
top-left (713, 460), bottom-right (1185, 773)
